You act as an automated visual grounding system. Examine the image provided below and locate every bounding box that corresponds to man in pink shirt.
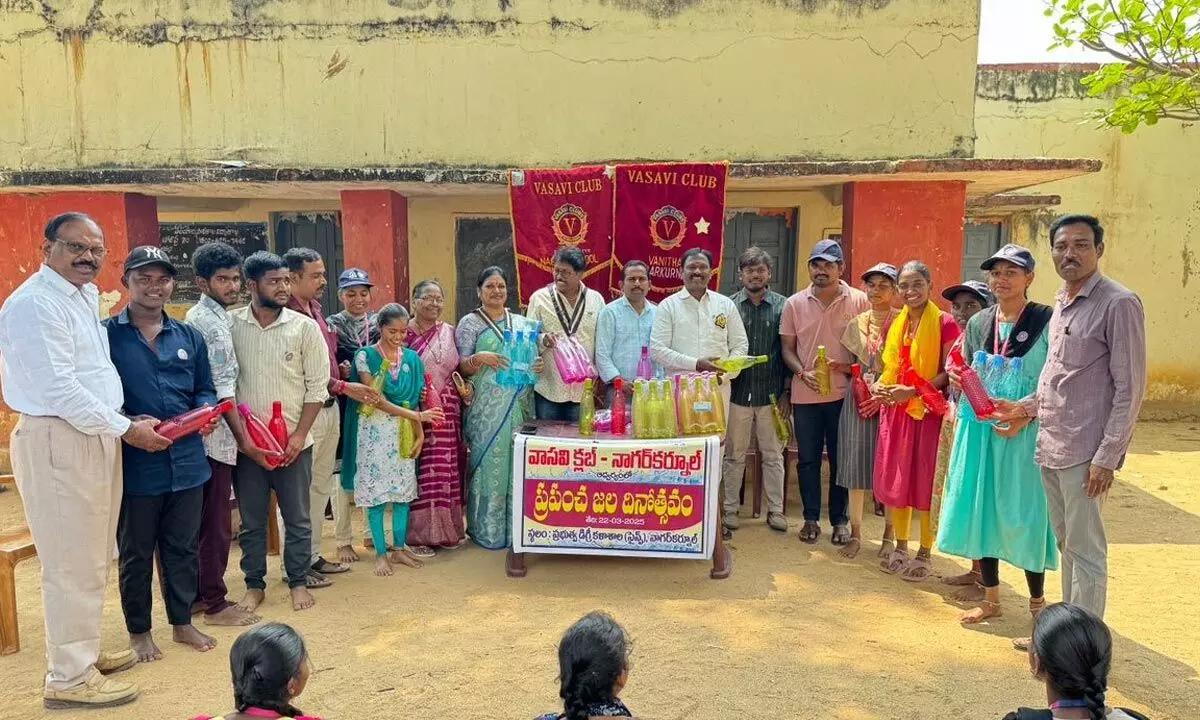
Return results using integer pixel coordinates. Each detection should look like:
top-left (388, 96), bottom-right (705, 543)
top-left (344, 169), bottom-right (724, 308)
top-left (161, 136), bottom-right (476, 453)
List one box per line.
top-left (781, 240), bottom-right (870, 545)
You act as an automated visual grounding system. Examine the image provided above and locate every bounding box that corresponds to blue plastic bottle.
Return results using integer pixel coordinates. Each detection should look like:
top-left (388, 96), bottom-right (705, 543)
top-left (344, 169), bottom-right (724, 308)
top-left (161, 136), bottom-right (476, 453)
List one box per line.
top-left (498, 330), bottom-right (514, 386)
top-left (511, 331), bottom-right (529, 386)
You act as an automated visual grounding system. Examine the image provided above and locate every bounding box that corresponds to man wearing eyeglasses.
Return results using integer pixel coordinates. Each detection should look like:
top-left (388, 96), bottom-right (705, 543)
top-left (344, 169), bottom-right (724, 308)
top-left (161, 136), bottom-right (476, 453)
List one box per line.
top-left (0, 213), bottom-right (170, 709)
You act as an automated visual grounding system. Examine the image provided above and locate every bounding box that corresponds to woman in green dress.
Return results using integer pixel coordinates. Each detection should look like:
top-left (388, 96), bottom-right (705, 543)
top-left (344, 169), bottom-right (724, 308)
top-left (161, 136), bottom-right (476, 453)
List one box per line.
top-left (936, 244), bottom-right (1058, 636)
top-left (342, 303), bottom-right (444, 577)
top-left (454, 266), bottom-right (544, 550)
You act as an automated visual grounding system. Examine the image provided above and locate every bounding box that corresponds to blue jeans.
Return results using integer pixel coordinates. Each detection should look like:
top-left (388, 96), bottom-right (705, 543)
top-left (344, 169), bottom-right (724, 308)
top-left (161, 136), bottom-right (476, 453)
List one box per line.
top-left (534, 393), bottom-right (580, 422)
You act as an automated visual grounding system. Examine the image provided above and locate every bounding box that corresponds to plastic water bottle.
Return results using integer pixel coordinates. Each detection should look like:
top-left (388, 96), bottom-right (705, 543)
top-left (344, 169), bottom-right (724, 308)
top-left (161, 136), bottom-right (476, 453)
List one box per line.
top-left (637, 346), bottom-right (653, 380)
top-left (498, 330), bottom-right (514, 386)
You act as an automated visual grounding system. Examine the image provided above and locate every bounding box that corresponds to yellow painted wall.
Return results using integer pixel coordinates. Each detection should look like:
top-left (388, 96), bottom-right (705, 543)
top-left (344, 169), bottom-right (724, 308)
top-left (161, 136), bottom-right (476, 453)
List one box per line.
top-left (975, 66), bottom-right (1200, 418)
top-left (0, 0), bottom-right (978, 170)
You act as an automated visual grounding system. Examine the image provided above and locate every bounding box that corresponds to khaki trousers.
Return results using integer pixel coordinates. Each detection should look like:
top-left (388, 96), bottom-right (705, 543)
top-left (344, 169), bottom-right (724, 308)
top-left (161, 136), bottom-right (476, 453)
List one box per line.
top-left (277, 404), bottom-right (347, 563)
top-left (11, 415), bottom-right (121, 691)
top-left (1041, 463), bottom-right (1108, 618)
top-left (721, 404), bottom-right (785, 515)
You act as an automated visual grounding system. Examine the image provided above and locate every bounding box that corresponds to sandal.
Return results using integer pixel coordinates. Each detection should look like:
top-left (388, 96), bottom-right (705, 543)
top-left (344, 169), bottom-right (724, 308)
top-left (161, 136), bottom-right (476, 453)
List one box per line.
top-left (877, 537), bottom-right (895, 560)
top-left (831, 524), bottom-right (851, 546)
top-left (901, 553), bottom-right (933, 582)
top-left (311, 557), bottom-right (351, 575)
top-left (798, 521), bottom-right (822, 544)
top-left (1013, 597), bottom-right (1047, 651)
top-left (406, 545), bottom-right (436, 559)
top-left (881, 547), bottom-right (909, 574)
top-left (304, 570), bottom-right (332, 589)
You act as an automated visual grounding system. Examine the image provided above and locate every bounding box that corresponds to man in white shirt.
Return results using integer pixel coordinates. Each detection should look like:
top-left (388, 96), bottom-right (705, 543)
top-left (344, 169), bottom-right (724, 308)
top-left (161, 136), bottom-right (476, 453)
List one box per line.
top-left (0, 212), bottom-right (169, 710)
top-left (650, 247), bottom-right (748, 412)
top-left (526, 247), bottom-right (606, 421)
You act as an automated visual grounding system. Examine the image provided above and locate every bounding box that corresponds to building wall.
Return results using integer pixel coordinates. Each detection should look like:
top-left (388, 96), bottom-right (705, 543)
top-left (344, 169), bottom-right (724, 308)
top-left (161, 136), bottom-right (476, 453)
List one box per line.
top-left (975, 65), bottom-right (1200, 418)
top-left (0, 0), bottom-right (979, 171)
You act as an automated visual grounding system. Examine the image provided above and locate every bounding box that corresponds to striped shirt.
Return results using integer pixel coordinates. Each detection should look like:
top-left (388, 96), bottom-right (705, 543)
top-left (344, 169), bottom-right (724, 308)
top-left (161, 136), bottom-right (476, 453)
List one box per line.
top-left (729, 288), bottom-right (788, 407)
top-left (230, 306), bottom-right (330, 449)
top-left (185, 294), bottom-right (239, 465)
top-left (1027, 272), bottom-right (1146, 471)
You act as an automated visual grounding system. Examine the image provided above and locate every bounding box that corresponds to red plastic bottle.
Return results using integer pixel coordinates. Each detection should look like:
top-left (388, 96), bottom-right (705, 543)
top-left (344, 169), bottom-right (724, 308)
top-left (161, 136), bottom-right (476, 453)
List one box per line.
top-left (903, 368), bottom-right (949, 417)
top-left (850, 364), bottom-right (874, 419)
top-left (610, 377), bottom-right (627, 436)
top-left (154, 399), bottom-right (234, 442)
top-left (238, 403), bottom-right (284, 468)
top-left (949, 345), bottom-right (997, 419)
top-left (421, 373), bottom-right (444, 428)
top-left (268, 401), bottom-right (289, 448)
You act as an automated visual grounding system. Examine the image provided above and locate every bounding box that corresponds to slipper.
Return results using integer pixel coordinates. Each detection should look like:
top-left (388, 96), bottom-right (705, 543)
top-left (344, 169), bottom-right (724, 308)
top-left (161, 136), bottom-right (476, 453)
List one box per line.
top-left (901, 554), bottom-right (933, 582)
top-left (831, 524), bottom-right (851, 546)
top-left (406, 545), bottom-right (436, 559)
top-left (798, 521), bottom-right (821, 544)
top-left (304, 571), bottom-right (333, 589)
top-left (311, 557), bottom-right (350, 574)
top-left (881, 548), bottom-right (909, 574)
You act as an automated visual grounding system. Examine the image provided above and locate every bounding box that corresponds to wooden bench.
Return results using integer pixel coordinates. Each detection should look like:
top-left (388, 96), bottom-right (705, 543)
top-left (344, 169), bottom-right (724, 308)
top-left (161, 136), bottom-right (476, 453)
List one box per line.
top-left (1, 523), bottom-right (37, 655)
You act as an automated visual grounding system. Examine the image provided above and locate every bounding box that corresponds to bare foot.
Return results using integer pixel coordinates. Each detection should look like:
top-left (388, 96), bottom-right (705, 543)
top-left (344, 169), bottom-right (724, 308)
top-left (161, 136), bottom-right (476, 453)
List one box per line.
top-left (172, 624), bottom-right (217, 652)
top-left (130, 632), bottom-right (162, 663)
top-left (337, 544), bottom-right (360, 564)
top-left (374, 556), bottom-right (394, 576)
top-left (943, 569), bottom-right (981, 586)
top-left (838, 537), bottom-right (862, 559)
top-left (290, 586), bottom-right (316, 611)
top-left (952, 584), bottom-right (987, 602)
top-left (236, 589), bottom-right (266, 613)
top-left (877, 537), bottom-right (895, 559)
top-left (961, 601), bottom-right (1003, 624)
top-left (203, 605), bottom-right (261, 627)
top-left (388, 548), bottom-right (423, 568)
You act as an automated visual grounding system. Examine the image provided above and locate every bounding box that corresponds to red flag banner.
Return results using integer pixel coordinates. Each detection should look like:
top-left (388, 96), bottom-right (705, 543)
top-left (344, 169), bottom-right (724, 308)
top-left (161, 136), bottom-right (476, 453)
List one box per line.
top-left (509, 165), bottom-right (615, 307)
top-left (611, 162), bottom-right (728, 302)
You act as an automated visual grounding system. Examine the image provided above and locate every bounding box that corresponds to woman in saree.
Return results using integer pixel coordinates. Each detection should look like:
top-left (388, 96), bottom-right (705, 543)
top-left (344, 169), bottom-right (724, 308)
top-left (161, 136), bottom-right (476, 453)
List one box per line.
top-left (405, 279), bottom-right (469, 555)
top-left (872, 260), bottom-right (960, 582)
top-left (455, 266), bottom-right (544, 550)
top-left (342, 303), bottom-right (443, 576)
top-left (937, 244), bottom-right (1057, 640)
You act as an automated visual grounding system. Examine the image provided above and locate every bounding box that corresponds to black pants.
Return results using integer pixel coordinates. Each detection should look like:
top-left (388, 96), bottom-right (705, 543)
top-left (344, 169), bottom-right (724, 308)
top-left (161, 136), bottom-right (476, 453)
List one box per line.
top-left (535, 393), bottom-right (580, 422)
top-left (979, 557), bottom-right (1046, 598)
top-left (234, 448), bottom-right (313, 591)
top-left (793, 400), bottom-right (847, 526)
top-left (117, 485), bottom-right (204, 634)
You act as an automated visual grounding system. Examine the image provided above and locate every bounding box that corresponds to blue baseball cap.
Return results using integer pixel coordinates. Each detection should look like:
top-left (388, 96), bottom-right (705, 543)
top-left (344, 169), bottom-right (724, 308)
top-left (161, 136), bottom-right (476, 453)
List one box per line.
top-left (860, 262), bottom-right (898, 284)
top-left (981, 243), bottom-right (1036, 272)
top-left (809, 239), bottom-right (844, 264)
top-left (338, 268), bottom-right (373, 290)
top-left (941, 279), bottom-right (995, 307)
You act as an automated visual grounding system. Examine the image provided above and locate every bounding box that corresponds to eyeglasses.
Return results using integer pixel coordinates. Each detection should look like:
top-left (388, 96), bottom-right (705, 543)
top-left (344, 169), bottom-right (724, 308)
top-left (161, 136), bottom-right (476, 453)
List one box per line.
top-left (416, 296), bottom-right (445, 305)
top-left (54, 239), bottom-right (107, 259)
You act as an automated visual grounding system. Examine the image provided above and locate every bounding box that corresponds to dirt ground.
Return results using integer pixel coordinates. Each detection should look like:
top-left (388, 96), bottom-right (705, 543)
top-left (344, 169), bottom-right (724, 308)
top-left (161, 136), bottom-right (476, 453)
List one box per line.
top-left (0, 421), bottom-right (1197, 720)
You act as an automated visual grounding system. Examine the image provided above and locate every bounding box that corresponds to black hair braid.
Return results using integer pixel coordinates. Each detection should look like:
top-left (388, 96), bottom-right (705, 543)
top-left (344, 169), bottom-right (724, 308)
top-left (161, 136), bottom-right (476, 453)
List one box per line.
top-left (560, 669), bottom-right (590, 720)
top-left (229, 623), bottom-right (308, 719)
top-left (1082, 662), bottom-right (1108, 720)
top-left (233, 660), bottom-right (302, 718)
top-left (554, 612), bottom-right (630, 720)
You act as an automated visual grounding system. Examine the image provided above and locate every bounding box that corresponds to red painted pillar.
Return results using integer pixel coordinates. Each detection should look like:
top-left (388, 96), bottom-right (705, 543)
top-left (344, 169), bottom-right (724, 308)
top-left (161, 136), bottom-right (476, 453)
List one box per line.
top-left (841, 180), bottom-right (967, 307)
top-left (0, 191), bottom-right (159, 471)
top-left (339, 190), bottom-right (409, 307)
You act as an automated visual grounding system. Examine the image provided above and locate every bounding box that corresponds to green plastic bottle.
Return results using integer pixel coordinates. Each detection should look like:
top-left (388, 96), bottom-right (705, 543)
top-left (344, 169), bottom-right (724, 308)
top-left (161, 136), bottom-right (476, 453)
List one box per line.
top-left (664, 377), bottom-right (679, 438)
top-left (398, 401), bottom-right (417, 458)
top-left (579, 378), bottom-right (595, 436)
top-left (649, 379), bottom-right (668, 439)
top-left (358, 357), bottom-right (390, 418)
top-left (632, 380), bottom-right (649, 439)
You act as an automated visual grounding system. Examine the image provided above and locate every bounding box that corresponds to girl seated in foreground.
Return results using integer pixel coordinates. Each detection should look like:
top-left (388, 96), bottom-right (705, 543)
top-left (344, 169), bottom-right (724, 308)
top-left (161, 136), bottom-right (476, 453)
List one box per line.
top-left (193, 623), bottom-right (319, 720)
top-left (536, 611), bottom-right (636, 720)
top-left (1005, 603), bottom-right (1148, 720)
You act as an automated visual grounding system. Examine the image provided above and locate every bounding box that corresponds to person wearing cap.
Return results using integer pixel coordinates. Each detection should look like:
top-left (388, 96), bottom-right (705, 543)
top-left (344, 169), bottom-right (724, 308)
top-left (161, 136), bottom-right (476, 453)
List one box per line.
top-left (780, 239), bottom-right (870, 546)
top-left (325, 267), bottom-right (381, 563)
top-left (0, 213), bottom-right (167, 708)
top-left (938, 243), bottom-right (1058, 644)
top-left (280, 249), bottom-right (382, 587)
top-left (105, 245), bottom-right (221, 662)
top-left (929, 276), bottom-right (996, 588)
top-left (833, 262), bottom-right (900, 559)
top-left (992, 216), bottom-right (1146, 622)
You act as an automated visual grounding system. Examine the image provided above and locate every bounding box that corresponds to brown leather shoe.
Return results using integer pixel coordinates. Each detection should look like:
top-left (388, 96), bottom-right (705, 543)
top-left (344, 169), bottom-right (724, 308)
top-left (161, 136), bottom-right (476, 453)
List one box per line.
top-left (43, 671), bottom-right (139, 709)
top-left (95, 649), bottom-right (137, 675)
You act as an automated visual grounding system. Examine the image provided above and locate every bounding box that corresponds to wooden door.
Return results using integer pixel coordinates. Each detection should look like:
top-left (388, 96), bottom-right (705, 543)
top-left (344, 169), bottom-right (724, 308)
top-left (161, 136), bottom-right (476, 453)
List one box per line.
top-left (274, 212), bottom-right (345, 312)
top-left (962, 221), bottom-right (1004, 282)
top-left (720, 209), bottom-right (797, 297)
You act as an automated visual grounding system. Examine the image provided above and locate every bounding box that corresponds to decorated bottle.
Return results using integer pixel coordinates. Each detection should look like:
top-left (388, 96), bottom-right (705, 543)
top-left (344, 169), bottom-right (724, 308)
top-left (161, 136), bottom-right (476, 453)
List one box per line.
top-left (358, 358), bottom-right (390, 417)
top-left (398, 401), bottom-right (417, 458)
top-left (579, 378), bottom-right (596, 436)
top-left (636, 346), bottom-right (653, 380)
top-left (154, 399), bottom-right (234, 442)
top-left (268, 401), bottom-right (289, 448)
top-left (237, 403), bottom-right (284, 468)
top-left (610, 378), bottom-right (627, 435)
top-left (815, 346), bottom-right (832, 396)
top-left (768, 393), bottom-right (790, 445)
top-left (712, 355), bottom-right (768, 374)
top-left (421, 372), bottom-right (445, 428)
top-left (949, 347), bottom-right (996, 419)
top-left (903, 367), bottom-right (949, 417)
top-left (851, 364), bottom-right (874, 419)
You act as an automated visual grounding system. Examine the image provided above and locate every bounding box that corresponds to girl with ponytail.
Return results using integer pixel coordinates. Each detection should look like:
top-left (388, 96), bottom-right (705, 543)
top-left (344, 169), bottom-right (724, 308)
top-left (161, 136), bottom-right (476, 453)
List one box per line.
top-left (536, 612), bottom-right (634, 720)
top-left (1003, 603), bottom-right (1147, 720)
top-left (192, 623), bottom-right (320, 720)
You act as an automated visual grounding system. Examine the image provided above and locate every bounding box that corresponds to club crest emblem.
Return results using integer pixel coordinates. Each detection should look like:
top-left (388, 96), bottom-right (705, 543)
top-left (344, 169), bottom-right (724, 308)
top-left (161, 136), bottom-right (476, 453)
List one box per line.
top-left (714, 313), bottom-right (727, 329)
top-left (649, 206), bottom-right (688, 251)
top-left (551, 204), bottom-right (589, 247)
